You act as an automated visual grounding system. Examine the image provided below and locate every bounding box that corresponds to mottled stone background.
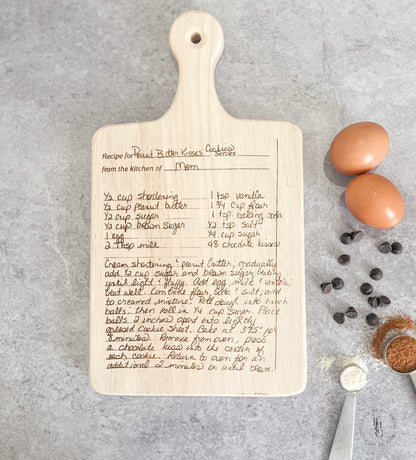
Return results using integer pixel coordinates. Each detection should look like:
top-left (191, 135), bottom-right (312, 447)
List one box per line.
top-left (1, 1), bottom-right (415, 459)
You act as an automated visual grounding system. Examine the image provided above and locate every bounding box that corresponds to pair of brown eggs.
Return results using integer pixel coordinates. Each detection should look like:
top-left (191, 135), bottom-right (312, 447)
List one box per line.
top-left (330, 122), bottom-right (404, 228)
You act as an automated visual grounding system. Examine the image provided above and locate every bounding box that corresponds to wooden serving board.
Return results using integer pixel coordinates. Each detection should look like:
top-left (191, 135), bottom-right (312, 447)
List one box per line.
top-left (90, 11), bottom-right (305, 396)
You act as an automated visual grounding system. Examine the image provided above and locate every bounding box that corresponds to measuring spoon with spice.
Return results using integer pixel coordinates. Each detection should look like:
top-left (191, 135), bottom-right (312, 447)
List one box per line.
top-left (383, 333), bottom-right (416, 392)
top-left (328, 364), bottom-right (367, 460)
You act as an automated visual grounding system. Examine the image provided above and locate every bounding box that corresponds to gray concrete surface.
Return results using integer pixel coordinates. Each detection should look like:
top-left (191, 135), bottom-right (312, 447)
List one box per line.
top-left (1, 1), bottom-right (416, 459)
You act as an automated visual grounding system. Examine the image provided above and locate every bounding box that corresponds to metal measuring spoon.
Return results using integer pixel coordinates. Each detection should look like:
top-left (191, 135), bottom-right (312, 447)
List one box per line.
top-left (383, 333), bottom-right (416, 391)
top-left (328, 364), bottom-right (367, 460)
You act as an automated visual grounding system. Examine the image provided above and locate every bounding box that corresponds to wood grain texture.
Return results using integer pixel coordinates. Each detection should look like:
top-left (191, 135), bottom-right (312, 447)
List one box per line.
top-left (90, 11), bottom-right (305, 396)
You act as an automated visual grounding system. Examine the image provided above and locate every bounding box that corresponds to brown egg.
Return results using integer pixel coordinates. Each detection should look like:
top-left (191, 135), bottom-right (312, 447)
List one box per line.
top-left (345, 173), bottom-right (404, 228)
top-left (330, 122), bottom-right (389, 175)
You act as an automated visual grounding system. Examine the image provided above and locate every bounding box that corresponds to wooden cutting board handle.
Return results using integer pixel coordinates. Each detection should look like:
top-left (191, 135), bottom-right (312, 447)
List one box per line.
top-left (167, 11), bottom-right (226, 121)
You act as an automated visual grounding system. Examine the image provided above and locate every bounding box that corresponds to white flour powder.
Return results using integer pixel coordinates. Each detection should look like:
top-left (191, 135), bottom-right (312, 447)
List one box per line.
top-left (340, 365), bottom-right (367, 392)
top-left (318, 352), bottom-right (384, 374)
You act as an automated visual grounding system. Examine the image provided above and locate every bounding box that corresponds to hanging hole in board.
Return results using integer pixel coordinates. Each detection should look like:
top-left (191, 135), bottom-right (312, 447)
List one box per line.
top-left (191, 32), bottom-right (201, 44)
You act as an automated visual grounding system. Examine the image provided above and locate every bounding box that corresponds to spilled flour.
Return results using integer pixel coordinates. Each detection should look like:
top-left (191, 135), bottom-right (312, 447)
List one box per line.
top-left (318, 351), bottom-right (385, 378)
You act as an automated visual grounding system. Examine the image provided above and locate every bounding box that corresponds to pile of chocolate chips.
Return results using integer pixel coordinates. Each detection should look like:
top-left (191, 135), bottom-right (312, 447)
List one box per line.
top-left (320, 231), bottom-right (403, 327)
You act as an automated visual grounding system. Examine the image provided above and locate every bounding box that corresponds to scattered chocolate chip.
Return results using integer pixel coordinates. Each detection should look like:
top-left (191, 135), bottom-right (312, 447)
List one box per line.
top-left (379, 295), bottom-right (391, 306)
top-left (369, 268), bottom-right (383, 281)
top-left (338, 254), bottom-right (350, 265)
top-left (366, 313), bottom-right (379, 326)
top-left (320, 282), bottom-right (332, 293)
top-left (332, 277), bottom-right (344, 290)
top-left (345, 307), bottom-right (358, 318)
top-left (391, 242), bottom-right (402, 254)
top-left (378, 241), bottom-right (392, 254)
top-left (360, 283), bottom-right (373, 295)
top-left (368, 296), bottom-right (381, 308)
top-left (351, 231), bottom-right (364, 242)
top-left (340, 233), bottom-right (353, 245)
top-left (333, 312), bottom-right (345, 324)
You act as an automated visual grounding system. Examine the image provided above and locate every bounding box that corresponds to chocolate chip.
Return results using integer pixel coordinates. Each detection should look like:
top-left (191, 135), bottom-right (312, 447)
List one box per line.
top-left (391, 242), bottom-right (402, 254)
top-left (340, 233), bottom-right (353, 245)
top-left (368, 296), bottom-right (380, 308)
top-left (360, 283), bottom-right (373, 295)
top-left (320, 282), bottom-right (332, 293)
top-left (333, 312), bottom-right (345, 324)
top-left (351, 231), bottom-right (364, 242)
top-left (345, 307), bottom-right (358, 318)
top-left (338, 254), bottom-right (350, 265)
top-left (378, 241), bottom-right (392, 254)
top-left (379, 295), bottom-right (391, 306)
top-left (332, 277), bottom-right (344, 290)
top-left (369, 268), bottom-right (383, 281)
top-left (366, 313), bottom-right (379, 326)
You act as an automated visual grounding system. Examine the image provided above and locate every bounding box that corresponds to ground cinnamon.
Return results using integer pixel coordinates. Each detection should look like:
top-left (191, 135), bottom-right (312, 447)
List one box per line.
top-left (370, 314), bottom-right (416, 360)
top-left (385, 336), bottom-right (416, 373)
